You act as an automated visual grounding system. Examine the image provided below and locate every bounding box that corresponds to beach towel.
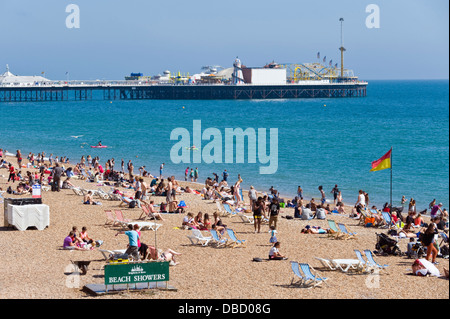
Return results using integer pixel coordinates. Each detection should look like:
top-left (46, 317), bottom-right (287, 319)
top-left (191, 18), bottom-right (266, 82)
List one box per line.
top-left (178, 200), bottom-right (187, 207)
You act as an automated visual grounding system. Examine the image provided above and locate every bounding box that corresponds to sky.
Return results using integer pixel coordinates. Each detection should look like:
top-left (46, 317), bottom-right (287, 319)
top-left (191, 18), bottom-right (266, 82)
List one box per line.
top-left (0, 0), bottom-right (448, 80)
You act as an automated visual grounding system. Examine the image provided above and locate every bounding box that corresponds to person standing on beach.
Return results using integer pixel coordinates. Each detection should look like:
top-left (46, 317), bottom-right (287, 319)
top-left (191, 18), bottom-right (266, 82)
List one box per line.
top-left (16, 150), bottom-right (22, 168)
top-left (223, 169), bottom-right (228, 182)
top-left (160, 163), bottom-right (164, 179)
top-left (52, 163), bottom-right (64, 192)
top-left (7, 163), bottom-right (16, 183)
top-left (248, 186), bottom-right (257, 210)
top-left (116, 224), bottom-right (140, 261)
top-left (330, 185), bottom-right (339, 205)
top-left (297, 186), bottom-right (303, 199)
top-left (268, 197), bottom-right (280, 230)
top-left (430, 203), bottom-right (443, 219)
top-left (128, 161), bottom-right (134, 181)
top-left (194, 167), bottom-right (198, 182)
top-left (121, 159), bottom-right (124, 173)
top-left (189, 168), bottom-right (194, 182)
top-left (253, 197), bottom-right (264, 233)
top-left (318, 186), bottom-right (326, 205)
top-left (355, 190), bottom-right (366, 214)
top-left (185, 167), bottom-right (189, 181)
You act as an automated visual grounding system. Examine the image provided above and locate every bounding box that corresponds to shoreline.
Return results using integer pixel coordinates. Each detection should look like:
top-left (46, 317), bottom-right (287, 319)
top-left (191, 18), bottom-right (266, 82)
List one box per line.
top-left (0, 149), bottom-right (441, 218)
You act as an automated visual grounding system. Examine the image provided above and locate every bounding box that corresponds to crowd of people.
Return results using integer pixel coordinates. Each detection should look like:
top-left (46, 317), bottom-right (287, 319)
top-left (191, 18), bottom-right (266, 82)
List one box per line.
top-left (2, 146), bottom-right (448, 274)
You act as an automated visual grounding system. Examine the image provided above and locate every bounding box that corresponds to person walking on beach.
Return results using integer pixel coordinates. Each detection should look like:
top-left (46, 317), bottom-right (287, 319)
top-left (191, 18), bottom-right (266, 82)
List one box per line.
top-left (330, 185), bottom-right (339, 205)
top-left (7, 163), bottom-right (16, 183)
top-left (268, 197), bottom-right (280, 230)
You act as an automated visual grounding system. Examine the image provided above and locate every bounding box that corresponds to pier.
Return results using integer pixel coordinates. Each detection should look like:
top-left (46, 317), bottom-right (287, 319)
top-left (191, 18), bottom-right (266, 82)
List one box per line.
top-left (0, 81), bottom-right (367, 102)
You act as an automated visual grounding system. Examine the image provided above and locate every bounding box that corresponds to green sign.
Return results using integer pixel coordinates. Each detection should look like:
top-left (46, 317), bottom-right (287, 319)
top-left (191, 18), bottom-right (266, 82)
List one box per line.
top-left (104, 262), bottom-right (169, 285)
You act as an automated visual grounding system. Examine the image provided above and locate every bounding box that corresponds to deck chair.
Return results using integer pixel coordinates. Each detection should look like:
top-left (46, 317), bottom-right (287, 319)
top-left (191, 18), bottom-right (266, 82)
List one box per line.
top-left (223, 203), bottom-right (239, 217)
top-left (226, 228), bottom-right (246, 248)
top-left (187, 229), bottom-right (213, 246)
top-left (290, 261), bottom-right (313, 288)
top-left (139, 204), bottom-right (153, 220)
top-left (381, 211), bottom-right (398, 229)
top-left (238, 213), bottom-right (255, 224)
top-left (363, 250), bottom-right (388, 269)
top-left (337, 223), bottom-right (357, 240)
top-left (314, 257), bottom-right (338, 271)
top-left (72, 187), bottom-right (84, 196)
top-left (99, 249), bottom-right (126, 261)
top-left (327, 220), bottom-right (345, 239)
top-left (358, 208), bottom-right (371, 225)
top-left (97, 188), bottom-right (111, 200)
top-left (114, 210), bottom-right (132, 224)
top-left (299, 263), bottom-right (328, 287)
top-left (119, 195), bottom-right (133, 207)
top-left (128, 221), bottom-right (162, 231)
top-left (104, 210), bottom-right (118, 227)
top-left (215, 201), bottom-right (227, 216)
top-left (210, 229), bottom-right (228, 247)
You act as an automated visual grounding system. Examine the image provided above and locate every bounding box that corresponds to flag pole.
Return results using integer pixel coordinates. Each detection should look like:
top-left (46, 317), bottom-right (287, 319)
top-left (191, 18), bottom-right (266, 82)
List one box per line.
top-left (390, 147), bottom-right (393, 210)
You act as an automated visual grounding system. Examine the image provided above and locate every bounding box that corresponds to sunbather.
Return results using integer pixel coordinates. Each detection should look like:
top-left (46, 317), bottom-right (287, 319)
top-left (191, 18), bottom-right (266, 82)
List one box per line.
top-left (146, 246), bottom-right (181, 265)
top-left (301, 225), bottom-right (329, 234)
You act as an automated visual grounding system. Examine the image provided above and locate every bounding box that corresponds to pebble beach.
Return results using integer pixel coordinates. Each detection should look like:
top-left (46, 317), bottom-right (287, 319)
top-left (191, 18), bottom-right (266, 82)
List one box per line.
top-left (0, 153), bottom-right (448, 300)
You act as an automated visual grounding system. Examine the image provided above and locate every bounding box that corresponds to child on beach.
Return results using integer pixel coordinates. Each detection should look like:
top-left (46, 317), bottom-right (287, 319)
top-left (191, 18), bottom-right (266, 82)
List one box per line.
top-left (269, 242), bottom-right (287, 260)
top-left (269, 226), bottom-right (278, 244)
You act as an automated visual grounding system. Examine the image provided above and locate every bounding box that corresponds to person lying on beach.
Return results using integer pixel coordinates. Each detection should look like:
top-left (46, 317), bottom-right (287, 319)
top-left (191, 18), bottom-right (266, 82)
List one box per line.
top-left (398, 221), bottom-right (419, 238)
top-left (184, 186), bottom-right (198, 194)
top-left (146, 246), bottom-right (181, 265)
top-left (301, 225), bottom-right (330, 234)
top-left (268, 242), bottom-right (287, 260)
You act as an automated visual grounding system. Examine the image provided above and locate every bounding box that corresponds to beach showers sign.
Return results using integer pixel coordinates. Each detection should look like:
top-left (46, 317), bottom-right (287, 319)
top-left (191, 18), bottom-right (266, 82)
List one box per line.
top-left (170, 120), bottom-right (278, 174)
top-left (104, 262), bottom-right (169, 285)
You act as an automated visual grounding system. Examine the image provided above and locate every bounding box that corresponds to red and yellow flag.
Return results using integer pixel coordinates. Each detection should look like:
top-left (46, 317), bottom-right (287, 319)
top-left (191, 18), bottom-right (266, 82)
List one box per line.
top-left (370, 148), bottom-right (392, 172)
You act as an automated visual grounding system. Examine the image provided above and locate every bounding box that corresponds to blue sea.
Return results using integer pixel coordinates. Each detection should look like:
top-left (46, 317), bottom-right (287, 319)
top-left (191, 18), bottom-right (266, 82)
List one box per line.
top-left (0, 80), bottom-right (448, 210)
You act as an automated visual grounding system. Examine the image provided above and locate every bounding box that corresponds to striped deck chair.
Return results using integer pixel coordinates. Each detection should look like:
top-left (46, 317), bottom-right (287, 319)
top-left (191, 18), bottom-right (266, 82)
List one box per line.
top-left (299, 263), bottom-right (328, 287)
top-left (337, 223), bottom-right (357, 240)
top-left (327, 220), bottom-right (345, 239)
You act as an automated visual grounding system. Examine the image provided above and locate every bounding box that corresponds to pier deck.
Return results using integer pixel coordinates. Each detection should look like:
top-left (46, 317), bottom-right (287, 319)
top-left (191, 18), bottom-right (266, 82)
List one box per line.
top-left (0, 82), bottom-right (367, 102)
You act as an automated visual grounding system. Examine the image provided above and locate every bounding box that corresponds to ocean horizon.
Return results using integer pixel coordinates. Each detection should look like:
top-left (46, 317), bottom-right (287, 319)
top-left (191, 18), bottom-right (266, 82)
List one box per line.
top-left (0, 79), bottom-right (448, 211)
